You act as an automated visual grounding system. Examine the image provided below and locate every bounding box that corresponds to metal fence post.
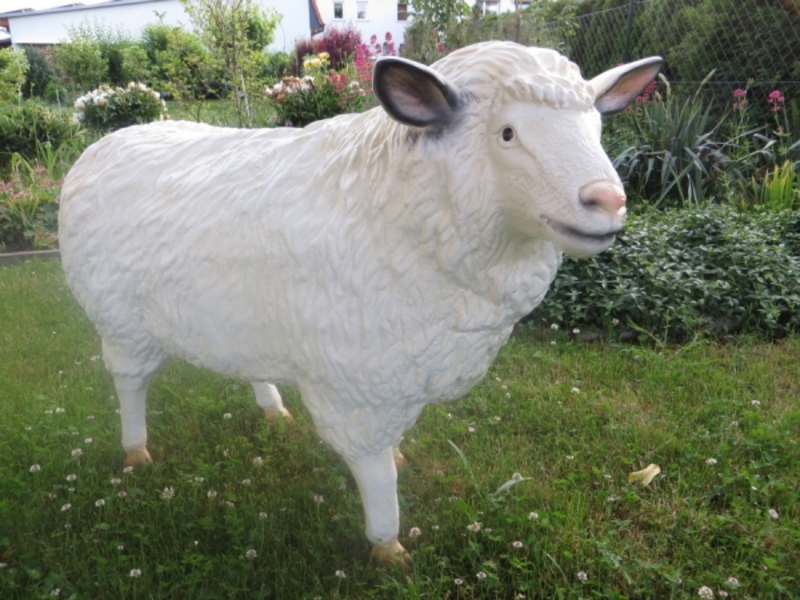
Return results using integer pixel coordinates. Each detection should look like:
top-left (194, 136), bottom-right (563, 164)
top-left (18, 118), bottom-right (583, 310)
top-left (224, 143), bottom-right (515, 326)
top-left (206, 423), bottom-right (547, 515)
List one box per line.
top-left (623, 0), bottom-right (636, 63)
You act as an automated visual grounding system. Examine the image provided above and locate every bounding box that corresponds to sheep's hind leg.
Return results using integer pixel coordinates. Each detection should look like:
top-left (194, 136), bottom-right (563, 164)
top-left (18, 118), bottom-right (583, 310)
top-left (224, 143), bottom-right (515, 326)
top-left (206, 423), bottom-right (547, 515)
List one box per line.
top-left (103, 340), bottom-right (164, 468)
top-left (252, 382), bottom-right (293, 422)
top-left (345, 447), bottom-right (411, 567)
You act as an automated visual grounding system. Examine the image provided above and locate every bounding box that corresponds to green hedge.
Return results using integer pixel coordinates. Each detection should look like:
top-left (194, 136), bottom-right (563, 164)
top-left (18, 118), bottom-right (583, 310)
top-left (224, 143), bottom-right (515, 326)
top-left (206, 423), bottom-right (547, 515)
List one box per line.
top-left (531, 206), bottom-right (800, 340)
top-left (0, 105), bottom-right (83, 171)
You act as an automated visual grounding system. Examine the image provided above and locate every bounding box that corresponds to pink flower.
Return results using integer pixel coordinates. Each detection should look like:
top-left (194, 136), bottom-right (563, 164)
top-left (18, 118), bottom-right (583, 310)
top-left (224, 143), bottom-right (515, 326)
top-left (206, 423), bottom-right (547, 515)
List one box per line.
top-left (768, 90), bottom-right (784, 103)
top-left (370, 34), bottom-right (377, 45)
top-left (437, 42), bottom-right (445, 53)
top-left (733, 88), bottom-right (746, 98)
top-left (385, 32), bottom-right (393, 41)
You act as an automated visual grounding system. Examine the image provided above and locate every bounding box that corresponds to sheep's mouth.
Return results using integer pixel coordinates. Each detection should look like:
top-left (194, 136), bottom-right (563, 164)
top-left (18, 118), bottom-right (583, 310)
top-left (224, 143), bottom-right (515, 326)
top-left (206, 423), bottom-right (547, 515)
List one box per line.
top-left (544, 218), bottom-right (621, 246)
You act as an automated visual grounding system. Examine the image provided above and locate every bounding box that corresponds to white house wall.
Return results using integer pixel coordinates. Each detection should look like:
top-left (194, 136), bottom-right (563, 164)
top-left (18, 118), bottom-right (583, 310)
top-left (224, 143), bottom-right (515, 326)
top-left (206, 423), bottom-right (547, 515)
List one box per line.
top-left (315, 0), bottom-right (408, 53)
top-left (6, 0), bottom-right (311, 52)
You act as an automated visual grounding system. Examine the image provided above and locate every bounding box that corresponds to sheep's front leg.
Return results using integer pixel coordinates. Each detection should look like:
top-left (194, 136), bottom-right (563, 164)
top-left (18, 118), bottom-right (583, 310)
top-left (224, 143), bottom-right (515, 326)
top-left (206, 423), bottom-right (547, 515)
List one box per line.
top-left (252, 382), bottom-right (293, 422)
top-left (345, 447), bottom-right (411, 567)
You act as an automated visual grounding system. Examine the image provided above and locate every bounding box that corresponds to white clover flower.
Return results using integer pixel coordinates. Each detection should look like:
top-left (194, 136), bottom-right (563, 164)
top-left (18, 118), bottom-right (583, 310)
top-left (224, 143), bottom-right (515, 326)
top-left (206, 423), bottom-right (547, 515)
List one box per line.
top-left (259, 512), bottom-right (268, 519)
top-left (241, 478), bottom-right (251, 486)
top-left (66, 474), bottom-right (77, 482)
top-left (161, 487), bottom-right (175, 500)
top-left (454, 578), bottom-right (463, 585)
top-left (705, 458), bottom-right (718, 465)
top-left (252, 457), bottom-right (263, 467)
top-left (84, 438), bottom-right (93, 444)
top-left (577, 571), bottom-right (588, 581)
top-left (30, 464), bottom-right (41, 472)
top-left (129, 568), bottom-right (142, 578)
top-left (61, 503), bottom-right (71, 511)
top-left (71, 448), bottom-right (83, 457)
top-left (123, 466), bottom-right (134, 474)
top-left (207, 490), bottom-right (218, 498)
top-left (476, 571), bottom-right (487, 580)
top-left (512, 540), bottom-right (523, 548)
top-left (313, 494), bottom-right (324, 504)
top-left (110, 478), bottom-right (121, 485)
top-left (335, 570), bottom-right (346, 578)
top-left (408, 527), bottom-right (421, 538)
top-left (223, 413), bottom-right (232, 420)
top-left (697, 586), bottom-right (714, 599)
top-left (768, 508), bottom-right (779, 520)
top-left (118, 491), bottom-right (127, 498)
top-left (95, 499), bottom-right (105, 507)
top-left (466, 522), bottom-right (481, 532)
top-left (245, 549), bottom-right (257, 559)
top-left (529, 511), bottom-right (539, 520)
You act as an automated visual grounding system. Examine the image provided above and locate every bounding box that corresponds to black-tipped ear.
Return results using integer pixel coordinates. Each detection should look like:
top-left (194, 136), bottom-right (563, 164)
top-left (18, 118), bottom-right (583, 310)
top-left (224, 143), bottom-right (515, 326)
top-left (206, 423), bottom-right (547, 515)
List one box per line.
top-left (373, 57), bottom-right (460, 128)
top-left (590, 56), bottom-right (663, 115)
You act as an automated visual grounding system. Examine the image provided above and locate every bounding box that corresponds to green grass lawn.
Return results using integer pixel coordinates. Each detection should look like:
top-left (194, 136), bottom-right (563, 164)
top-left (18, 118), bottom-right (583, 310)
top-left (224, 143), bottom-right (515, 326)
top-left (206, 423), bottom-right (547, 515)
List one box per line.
top-left (1, 260), bottom-right (798, 599)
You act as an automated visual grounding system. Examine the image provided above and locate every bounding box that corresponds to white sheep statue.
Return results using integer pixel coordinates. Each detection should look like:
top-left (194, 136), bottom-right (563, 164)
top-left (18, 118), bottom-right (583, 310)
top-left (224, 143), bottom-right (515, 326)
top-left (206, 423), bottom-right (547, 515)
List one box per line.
top-left (59, 41), bottom-right (661, 565)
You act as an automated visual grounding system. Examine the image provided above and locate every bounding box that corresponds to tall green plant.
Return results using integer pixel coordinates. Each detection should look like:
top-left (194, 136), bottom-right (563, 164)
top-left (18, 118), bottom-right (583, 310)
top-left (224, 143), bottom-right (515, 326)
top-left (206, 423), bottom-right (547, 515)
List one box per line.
top-left (181, 0), bottom-right (279, 127)
top-left (0, 48), bottom-right (29, 103)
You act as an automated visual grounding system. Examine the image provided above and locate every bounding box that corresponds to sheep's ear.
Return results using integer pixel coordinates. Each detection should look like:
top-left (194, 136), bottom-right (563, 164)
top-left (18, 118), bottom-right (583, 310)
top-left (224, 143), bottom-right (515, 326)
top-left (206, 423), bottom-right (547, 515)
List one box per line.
top-left (590, 56), bottom-right (663, 115)
top-left (373, 57), bottom-right (460, 128)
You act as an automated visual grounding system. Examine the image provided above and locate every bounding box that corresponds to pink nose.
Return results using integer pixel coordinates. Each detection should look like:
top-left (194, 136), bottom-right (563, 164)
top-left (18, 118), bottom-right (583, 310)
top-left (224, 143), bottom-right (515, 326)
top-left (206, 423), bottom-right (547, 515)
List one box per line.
top-left (579, 180), bottom-right (626, 216)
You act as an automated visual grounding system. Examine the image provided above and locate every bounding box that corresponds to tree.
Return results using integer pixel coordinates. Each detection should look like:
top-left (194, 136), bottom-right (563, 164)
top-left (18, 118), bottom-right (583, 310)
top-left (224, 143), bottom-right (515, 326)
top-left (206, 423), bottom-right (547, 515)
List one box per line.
top-left (181, 0), bottom-right (280, 127)
top-left (0, 48), bottom-right (29, 103)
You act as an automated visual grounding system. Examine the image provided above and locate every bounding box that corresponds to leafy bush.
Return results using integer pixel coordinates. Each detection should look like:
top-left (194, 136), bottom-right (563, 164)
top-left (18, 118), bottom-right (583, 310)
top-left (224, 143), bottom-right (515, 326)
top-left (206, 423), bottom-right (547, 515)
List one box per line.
top-left (52, 38), bottom-right (106, 91)
top-left (141, 23), bottom-right (218, 101)
top-left (74, 82), bottom-right (168, 132)
top-left (531, 206), bottom-right (800, 340)
top-left (0, 155), bottom-right (61, 252)
top-left (0, 48), bottom-right (29, 103)
top-left (265, 52), bottom-right (371, 127)
top-left (21, 47), bottom-right (54, 99)
top-left (0, 105), bottom-right (83, 172)
top-left (313, 25), bottom-right (363, 70)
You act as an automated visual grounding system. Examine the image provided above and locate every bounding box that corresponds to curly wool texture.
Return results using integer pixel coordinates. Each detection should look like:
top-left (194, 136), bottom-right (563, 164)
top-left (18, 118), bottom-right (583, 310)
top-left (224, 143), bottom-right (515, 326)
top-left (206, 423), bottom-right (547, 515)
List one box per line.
top-left (58, 42), bottom-right (611, 460)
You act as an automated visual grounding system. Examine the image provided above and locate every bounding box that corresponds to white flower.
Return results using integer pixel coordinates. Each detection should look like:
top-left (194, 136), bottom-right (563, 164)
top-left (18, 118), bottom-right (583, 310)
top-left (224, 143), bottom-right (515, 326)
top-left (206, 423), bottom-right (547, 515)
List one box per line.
top-left (245, 549), bottom-right (257, 559)
top-left (118, 491), bottom-right (127, 498)
top-left (241, 478), bottom-right (251, 486)
top-left (84, 438), bottom-right (93, 444)
top-left (528, 512), bottom-right (539, 520)
top-left (550, 323), bottom-right (559, 330)
top-left (123, 466), bottom-right (133, 474)
top-left (252, 457), bottom-right (263, 467)
top-left (705, 458), bottom-right (718, 465)
top-left (129, 568), bottom-right (142, 578)
top-left (335, 570), bottom-right (346, 578)
top-left (466, 522), bottom-right (481, 532)
top-left (55, 408), bottom-right (65, 414)
top-left (66, 474), bottom-right (77, 482)
top-left (207, 490), bottom-right (218, 498)
top-left (697, 585), bottom-right (714, 599)
top-left (223, 413), bottom-right (232, 420)
top-left (110, 478), bottom-right (121, 485)
top-left (95, 499), bottom-right (105, 507)
top-left (259, 512), bottom-right (268, 519)
top-left (30, 464), bottom-right (41, 472)
top-left (313, 494), bottom-right (324, 504)
top-left (454, 578), bottom-right (463, 585)
top-left (71, 448), bottom-right (83, 457)
top-left (577, 571), bottom-right (588, 581)
top-left (61, 503), bottom-right (71, 511)
top-left (194, 476), bottom-right (205, 483)
top-left (161, 486), bottom-right (175, 500)
top-left (49, 588), bottom-right (60, 596)
top-left (751, 399), bottom-right (761, 406)
top-left (408, 527), bottom-right (421, 538)
top-left (476, 571), bottom-right (487, 580)
top-left (512, 540), bottom-right (523, 548)
top-left (768, 508), bottom-right (779, 520)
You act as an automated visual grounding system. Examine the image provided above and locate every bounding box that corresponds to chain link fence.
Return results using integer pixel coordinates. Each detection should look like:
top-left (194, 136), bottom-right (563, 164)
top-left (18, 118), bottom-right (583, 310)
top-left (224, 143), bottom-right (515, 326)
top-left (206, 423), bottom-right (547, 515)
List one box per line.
top-left (556, 0), bottom-right (800, 107)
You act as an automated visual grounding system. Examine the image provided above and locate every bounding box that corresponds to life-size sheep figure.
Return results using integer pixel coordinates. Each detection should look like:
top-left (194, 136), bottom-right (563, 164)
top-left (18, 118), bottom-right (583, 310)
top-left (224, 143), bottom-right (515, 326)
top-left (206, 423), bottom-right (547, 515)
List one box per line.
top-left (59, 41), bottom-right (661, 565)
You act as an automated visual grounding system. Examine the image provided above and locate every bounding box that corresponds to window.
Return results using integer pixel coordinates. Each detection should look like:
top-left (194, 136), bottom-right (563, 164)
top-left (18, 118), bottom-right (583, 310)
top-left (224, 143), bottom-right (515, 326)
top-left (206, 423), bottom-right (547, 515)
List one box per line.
top-left (333, 1), bottom-right (343, 19)
top-left (397, 2), bottom-right (408, 20)
top-left (357, 1), bottom-right (367, 20)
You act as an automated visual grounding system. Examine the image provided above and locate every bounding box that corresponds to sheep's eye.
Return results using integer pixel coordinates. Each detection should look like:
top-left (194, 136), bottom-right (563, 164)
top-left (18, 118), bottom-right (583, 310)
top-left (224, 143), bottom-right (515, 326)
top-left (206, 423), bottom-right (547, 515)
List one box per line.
top-left (502, 127), bottom-right (515, 142)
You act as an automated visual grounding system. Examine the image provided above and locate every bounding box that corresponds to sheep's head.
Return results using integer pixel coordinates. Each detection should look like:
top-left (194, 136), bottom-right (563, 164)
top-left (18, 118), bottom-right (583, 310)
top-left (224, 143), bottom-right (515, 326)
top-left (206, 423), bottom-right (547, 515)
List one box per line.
top-left (373, 42), bottom-right (662, 258)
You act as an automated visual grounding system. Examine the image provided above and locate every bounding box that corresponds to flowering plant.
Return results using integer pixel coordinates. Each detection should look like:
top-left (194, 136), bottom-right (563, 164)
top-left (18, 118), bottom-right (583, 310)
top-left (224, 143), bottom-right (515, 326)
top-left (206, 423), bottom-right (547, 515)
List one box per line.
top-left (264, 52), bottom-right (371, 127)
top-left (73, 82), bottom-right (168, 132)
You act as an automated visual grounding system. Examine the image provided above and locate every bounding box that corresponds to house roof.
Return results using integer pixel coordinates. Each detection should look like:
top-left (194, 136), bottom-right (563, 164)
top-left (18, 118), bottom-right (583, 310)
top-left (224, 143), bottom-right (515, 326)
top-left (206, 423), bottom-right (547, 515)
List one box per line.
top-left (0, 0), bottom-right (168, 19)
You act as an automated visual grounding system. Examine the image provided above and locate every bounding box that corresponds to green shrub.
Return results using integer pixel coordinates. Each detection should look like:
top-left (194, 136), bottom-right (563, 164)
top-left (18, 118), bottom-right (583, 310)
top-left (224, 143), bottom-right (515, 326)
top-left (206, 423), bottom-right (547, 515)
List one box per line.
top-left (265, 52), bottom-right (370, 127)
top-left (531, 206), bottom-right (800, 340)
top-left (0, 104), bottom-right (83, 172)
top-left (0, 47), bottom-right (29, 103)
top-left (0, 155), bottom-right (61, 252)
top-left (52, 38), bottom-right (106, 91)
top-left (21, 47), bottom-right (54, 99)
top-left (74, 82), bottom-right (167, 132)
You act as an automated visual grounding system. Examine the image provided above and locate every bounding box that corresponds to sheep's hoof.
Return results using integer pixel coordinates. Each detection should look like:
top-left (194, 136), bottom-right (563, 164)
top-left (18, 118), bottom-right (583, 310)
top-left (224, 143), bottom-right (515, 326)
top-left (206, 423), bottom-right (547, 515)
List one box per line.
top-left (263, 407), bottom-right (294, 423)
top-left (124, 446), bottom-right (153, 468)
top-left (372, 540), bottom-right (412, 568)
top-left (394, 450), bottom-right (408, 471)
